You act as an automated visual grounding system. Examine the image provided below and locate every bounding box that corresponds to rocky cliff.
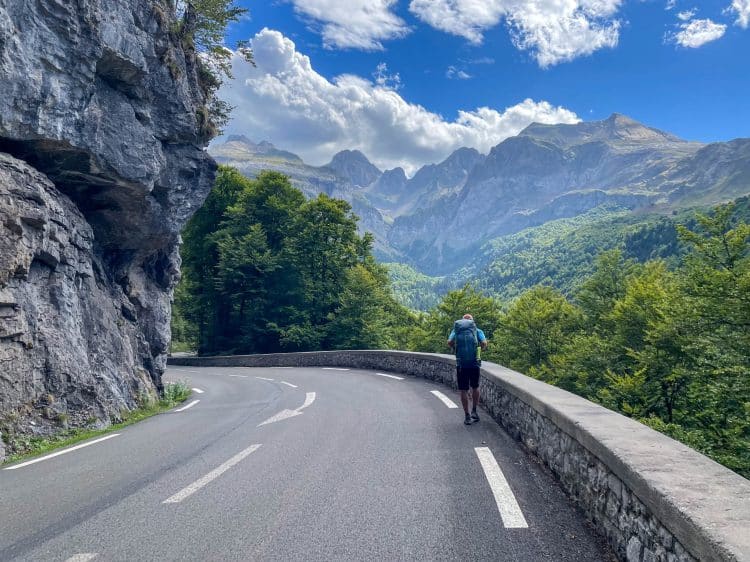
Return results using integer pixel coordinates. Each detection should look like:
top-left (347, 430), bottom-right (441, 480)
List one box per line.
top-left (0, 0), bottom-right (216, 458)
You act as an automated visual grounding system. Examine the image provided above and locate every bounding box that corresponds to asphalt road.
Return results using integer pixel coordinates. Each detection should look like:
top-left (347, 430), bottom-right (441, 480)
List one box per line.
top-left (0, 366), bottom-right (614, 561)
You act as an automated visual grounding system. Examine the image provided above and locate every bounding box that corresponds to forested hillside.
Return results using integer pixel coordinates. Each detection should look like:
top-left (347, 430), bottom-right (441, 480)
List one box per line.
top-left (403, 204), bottom-right (749, 477)
top-left (390, 198), bottom-right (750, 307)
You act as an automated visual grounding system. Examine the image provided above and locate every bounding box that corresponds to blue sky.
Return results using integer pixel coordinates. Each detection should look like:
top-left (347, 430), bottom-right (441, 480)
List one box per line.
top-left (219, 0), bottom-right (750, 173)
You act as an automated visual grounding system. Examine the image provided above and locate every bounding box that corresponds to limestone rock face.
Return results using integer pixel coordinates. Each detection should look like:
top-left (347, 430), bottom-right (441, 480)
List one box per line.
top-left (0, 0), bottom-right (216, 458)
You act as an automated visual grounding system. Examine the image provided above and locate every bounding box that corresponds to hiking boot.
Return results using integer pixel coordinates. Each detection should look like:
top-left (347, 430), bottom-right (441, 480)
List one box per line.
top-left (471, 411), bottom-right (480, 423)
top-left (464, 413), bottom-right (473, 425)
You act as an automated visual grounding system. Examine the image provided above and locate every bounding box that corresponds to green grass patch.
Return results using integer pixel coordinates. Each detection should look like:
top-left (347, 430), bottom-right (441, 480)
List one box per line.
top-left (1, 381), bottom-right (192, 466)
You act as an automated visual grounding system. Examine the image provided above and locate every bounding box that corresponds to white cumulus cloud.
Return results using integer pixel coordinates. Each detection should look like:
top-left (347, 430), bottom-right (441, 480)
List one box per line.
top-left (672, 18), bottom-right (727, 47)
top-left (219, 29), bottom-right (580, 174)
top-left (288, 0), bottom-right (409, 50)
top-left (729, 0), bottom-right (750, 27)
top-left (677, 9), bottom-right (697, 21)
top-left (446, 65), bottom-right (472, 79)
top-left (408, 0), bottom-right (624, 67)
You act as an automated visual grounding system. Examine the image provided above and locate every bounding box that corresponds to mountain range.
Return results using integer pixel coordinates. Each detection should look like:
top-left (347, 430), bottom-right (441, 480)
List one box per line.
top-left (210, 115), bottom-right (750, 282)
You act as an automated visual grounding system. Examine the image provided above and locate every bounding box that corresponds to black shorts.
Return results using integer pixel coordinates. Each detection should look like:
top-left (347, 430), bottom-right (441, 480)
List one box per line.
top-left (456, 365), bottom-right (480, 391)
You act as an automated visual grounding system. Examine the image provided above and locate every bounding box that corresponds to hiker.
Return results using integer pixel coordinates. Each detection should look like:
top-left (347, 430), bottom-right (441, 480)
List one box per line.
top-left (448, 314), bottom-right (488, 425)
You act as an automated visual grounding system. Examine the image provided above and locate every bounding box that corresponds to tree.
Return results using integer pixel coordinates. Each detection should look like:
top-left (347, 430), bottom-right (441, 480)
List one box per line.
top-left (175, 168), bottom-right (410, 356)
top-left (171, 0), bottom-right (255, 134)
top-left (495, 285), bottom-right (583, 373)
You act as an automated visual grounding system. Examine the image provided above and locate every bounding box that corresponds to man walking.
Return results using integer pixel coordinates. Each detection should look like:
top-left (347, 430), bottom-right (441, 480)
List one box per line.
top-left (448, 314), bottom-right (488, 425)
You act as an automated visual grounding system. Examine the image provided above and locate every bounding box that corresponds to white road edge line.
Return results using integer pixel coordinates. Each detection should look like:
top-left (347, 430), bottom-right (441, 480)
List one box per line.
top-left (65, 554), bottom-right (99, 562)
top-left (280, 381), bottom-right (298, 388)
top-left (175, 400), bottom-right (200, 412)
top-left (163, 444), bottom-right (262, 504)
top-left (192, 388), bottom-right (204, 394)
top-left (375, 373), bottom-right (404, 380)
top-left (322, 367), bottom-right (349, 371)
top-left (4, 434), bottom-right (121, 470)
top-left (256, 377), bottom-right (274, 381)
top-left (430, 390), bottom-right (459, 409)
top-left (474, 447), bottom-right (528, 529)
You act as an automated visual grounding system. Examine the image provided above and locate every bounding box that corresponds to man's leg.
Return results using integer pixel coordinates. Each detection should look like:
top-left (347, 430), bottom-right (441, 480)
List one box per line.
top-left (457, 366), bottom-right (472, 424)
top-left (470, 368), bottom-right (481, 422)
top-left (460, 390), bottom-right (470, 413)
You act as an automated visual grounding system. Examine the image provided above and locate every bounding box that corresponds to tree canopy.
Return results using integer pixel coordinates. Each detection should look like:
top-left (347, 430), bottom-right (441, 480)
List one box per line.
top-left (175, 167), bottom-right (410, 355)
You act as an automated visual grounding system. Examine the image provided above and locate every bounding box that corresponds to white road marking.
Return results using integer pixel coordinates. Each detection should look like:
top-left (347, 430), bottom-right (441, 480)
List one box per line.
top-left (280, 381), bottom-right (298, 388)
top-left (171, 369), bottom-right (200, 373)
top-left (175, 400), bottom-right (200, 412)
top-left (4, 434), bottom-right (121, 471)
top-left (163, 444), bottom-right (262, 504)
top-left (258, 392), bottom-right (316, 426)
top-left (65, 554), bottom-right (99, 562)
top-left (375, 373), bottom-right (404, 380)
top-left (229, 374), bottom-right (248, 379)
top-left (192, 388), bottom-right (204, 394)
top-left (256, 377), bottom-right (274, 381)
top-left (322, 367), bottom-right (349, 371)
top-left (430, 390), bottom-right (459, 409)
top-left (258, 409), bottom-right (302, 426)
top-left (276, 367), bottom-right (293, 369)
top-left (300, 392), bottom-right (316, 410)
top-left (474, 447), bottom-right (528, 528)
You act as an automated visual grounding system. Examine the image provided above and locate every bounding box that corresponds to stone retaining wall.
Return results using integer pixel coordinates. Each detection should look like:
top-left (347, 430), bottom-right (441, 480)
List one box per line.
top-left (169, 350), bottom-right (750, 562)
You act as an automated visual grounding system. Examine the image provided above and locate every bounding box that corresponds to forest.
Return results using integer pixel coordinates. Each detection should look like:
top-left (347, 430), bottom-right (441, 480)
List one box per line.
top-left (173, 168), bottom-right (749, 478)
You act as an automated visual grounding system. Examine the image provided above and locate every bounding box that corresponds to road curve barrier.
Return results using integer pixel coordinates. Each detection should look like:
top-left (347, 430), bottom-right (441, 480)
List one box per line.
top-left (168, 350), bottom-right (750, 562)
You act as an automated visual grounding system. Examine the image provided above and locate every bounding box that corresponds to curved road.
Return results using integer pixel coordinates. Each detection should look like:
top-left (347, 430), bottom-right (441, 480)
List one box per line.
top-left (1, 366), bottom-right (613, 561)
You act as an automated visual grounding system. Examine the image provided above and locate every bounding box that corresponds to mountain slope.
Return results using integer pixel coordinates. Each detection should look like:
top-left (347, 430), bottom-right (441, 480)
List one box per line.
top-left (210, 115), bottom-right (749, 279)
top-left (389, 114), bottom-right (749, 274)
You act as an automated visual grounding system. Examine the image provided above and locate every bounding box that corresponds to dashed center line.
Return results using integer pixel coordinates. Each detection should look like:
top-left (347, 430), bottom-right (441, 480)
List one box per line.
top-left (256, 377), bottom-right (274, 381)
top-left (430, 390), bottom-right (459, 409)
top-left (191, 388), bottom-right (204, 394)
top-left (4, 434), bottom-right (121, 470)
top-left (65, 554), bottom-right (99, 562)
top-left (475, 447), bottom-right (528, 528)
top-left (374, 373), bottom-right (404, 380)
top-left (280, 381), bottom-right (298, 388)
top-left (322, 367), bottom-right (349, 371)
top-left (163, 444), bottom-right (262, 504)
top-left (229, 374), bottom-right (248, 379)
top-left (175, 400), bottom-right (200, 412)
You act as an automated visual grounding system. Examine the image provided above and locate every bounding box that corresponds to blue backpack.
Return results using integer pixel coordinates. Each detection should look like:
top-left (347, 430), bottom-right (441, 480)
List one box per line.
top-left (454, 319), bottom-right (479, 368)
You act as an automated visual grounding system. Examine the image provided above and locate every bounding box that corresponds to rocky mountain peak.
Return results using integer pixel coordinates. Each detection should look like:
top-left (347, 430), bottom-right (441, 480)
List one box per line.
top-left (213, 137), bottom-right (303, 163)
top-left (370, 167), bottom-right (408, 196)
top-left (226, 134), bottom-right (254, 145)
top-left (326, 150), bottom-right (382, 187)
top-left (519, 114), bottom-right (689, 151)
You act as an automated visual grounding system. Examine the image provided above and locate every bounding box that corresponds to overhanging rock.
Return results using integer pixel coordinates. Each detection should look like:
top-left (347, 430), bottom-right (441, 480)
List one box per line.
top-left (0, 0), bottom-right (216, 452)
